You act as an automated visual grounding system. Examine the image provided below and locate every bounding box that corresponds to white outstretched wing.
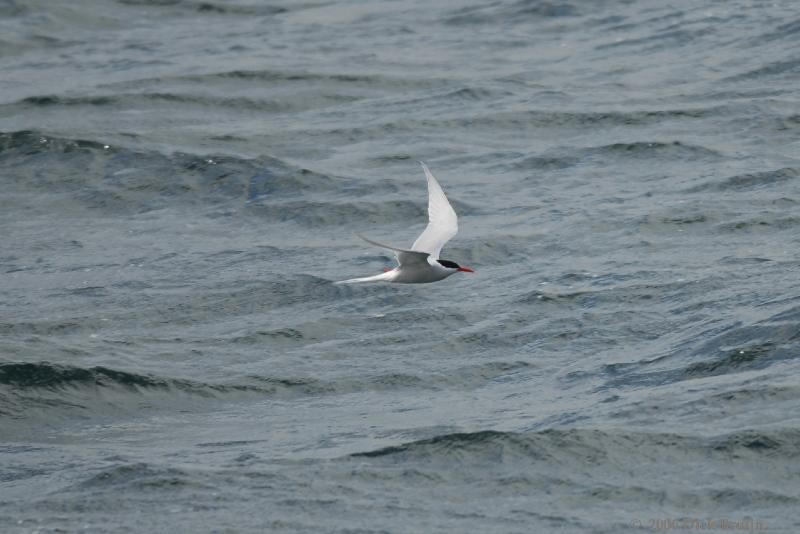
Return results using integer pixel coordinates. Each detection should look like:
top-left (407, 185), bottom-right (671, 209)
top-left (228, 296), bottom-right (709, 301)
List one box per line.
top-left (357, 234), bottom-right (431, 267)
top-left (410, 162), bottom-right (458, 259)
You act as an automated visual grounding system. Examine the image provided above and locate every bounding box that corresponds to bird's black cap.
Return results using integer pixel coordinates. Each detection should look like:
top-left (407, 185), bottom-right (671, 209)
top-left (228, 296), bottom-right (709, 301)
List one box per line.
top-left (436, 259), bottom-right (460, 269)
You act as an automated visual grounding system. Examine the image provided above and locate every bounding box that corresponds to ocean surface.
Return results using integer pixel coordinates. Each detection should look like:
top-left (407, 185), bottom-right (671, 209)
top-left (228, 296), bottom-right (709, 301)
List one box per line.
top-left (2, 0), bottom-right (800, 532)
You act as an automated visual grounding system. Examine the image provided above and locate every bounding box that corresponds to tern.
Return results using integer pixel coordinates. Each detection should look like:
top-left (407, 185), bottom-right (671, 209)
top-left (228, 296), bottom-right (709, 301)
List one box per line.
top-left (337, 162), bottom-right (474, 284)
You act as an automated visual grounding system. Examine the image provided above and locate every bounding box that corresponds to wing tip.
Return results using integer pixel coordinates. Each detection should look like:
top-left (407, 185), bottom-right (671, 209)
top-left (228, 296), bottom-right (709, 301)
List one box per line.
top-left (418, 161), bottom-right (436, 184)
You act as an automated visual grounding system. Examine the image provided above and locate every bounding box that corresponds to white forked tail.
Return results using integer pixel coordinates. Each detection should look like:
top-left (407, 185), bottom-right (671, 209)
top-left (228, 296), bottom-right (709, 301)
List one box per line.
top-left (334, 270), bottom-right (396, 284)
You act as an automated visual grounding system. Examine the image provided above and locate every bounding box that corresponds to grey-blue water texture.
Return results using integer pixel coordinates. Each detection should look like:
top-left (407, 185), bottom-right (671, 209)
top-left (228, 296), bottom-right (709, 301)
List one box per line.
top-left (2, 0), bottom-right (800, 532)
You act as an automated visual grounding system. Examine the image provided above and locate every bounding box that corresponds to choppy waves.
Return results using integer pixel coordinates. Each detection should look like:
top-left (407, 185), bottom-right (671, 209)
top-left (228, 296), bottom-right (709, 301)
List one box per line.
top-left (0, 130), bottom-right (345, 212)
top-left (0, 359), bottom-right (536, 423)
top-left (2, 0), bottom-right (800, 531)
top-left (27, 426), bottom-right (796, 533)
top-left (352, 426), bottom-right (800, 464)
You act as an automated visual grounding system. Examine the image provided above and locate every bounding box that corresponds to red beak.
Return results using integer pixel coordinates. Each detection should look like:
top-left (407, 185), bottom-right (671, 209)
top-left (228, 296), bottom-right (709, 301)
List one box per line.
top-left (457, 267), bottom-right (474, 273)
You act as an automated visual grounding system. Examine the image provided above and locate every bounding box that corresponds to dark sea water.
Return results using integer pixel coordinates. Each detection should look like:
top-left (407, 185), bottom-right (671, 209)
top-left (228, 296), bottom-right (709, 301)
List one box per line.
top-left (2, 0), bottom-right (800, 532)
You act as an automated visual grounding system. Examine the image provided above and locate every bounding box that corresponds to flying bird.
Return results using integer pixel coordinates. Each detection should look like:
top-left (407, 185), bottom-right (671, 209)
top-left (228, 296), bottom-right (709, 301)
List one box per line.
top-left (337, 162), bottom-right (474, 284)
